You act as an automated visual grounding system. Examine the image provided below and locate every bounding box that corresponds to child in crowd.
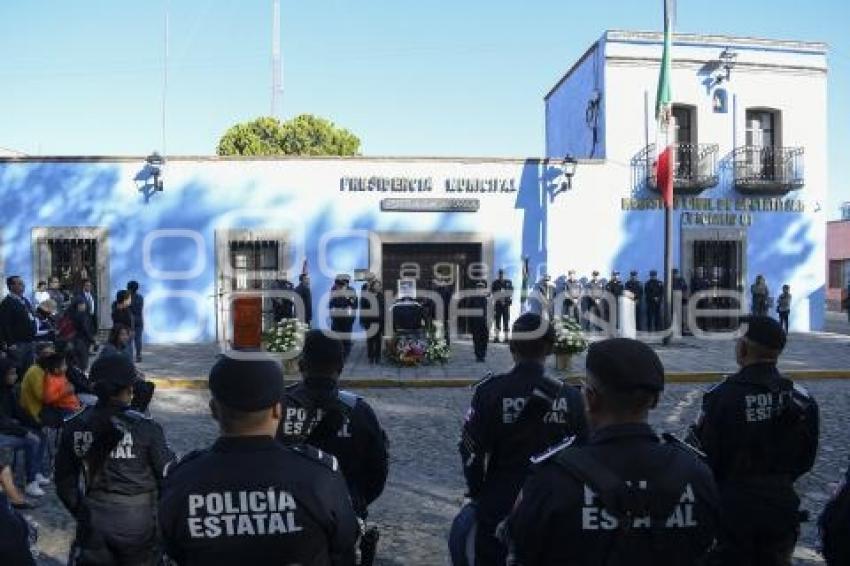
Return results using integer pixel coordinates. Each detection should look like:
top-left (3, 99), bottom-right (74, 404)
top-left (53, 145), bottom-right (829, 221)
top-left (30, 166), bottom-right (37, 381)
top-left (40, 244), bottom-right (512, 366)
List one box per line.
top-left (777, 284), bottom-right (791, 333)
top-left (40, 352), bottom-right (81, 418)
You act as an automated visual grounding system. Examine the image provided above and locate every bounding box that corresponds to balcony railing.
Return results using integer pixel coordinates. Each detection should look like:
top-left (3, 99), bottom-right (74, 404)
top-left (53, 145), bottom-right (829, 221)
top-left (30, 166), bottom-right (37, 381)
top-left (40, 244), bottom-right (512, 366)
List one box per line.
top-left (733, 146), bottom-right (804, 194)
top-left (632, 143), bottom-right (719, 195)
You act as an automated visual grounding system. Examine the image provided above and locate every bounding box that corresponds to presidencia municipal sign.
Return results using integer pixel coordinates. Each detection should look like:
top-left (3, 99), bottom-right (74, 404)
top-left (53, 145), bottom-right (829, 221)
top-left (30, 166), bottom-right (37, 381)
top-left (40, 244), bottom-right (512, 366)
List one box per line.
top-left (340, 176), bottom-right (518, 194)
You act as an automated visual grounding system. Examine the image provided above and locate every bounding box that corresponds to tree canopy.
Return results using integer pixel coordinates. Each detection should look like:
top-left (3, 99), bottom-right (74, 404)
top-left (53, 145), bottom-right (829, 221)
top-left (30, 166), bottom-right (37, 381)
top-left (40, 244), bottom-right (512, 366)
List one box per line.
top-left (216, 114), bottom-right (360, 156)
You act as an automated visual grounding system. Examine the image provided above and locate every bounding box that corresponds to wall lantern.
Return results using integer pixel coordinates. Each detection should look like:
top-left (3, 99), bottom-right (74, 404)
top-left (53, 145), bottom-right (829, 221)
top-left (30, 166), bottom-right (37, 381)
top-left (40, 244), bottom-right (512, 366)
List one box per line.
top-left (146, 152), bottom-right (165, 192)
top-left (552, 154), bottom-right (578, 198)
top-left (714, 47), bottom-right (738, 85)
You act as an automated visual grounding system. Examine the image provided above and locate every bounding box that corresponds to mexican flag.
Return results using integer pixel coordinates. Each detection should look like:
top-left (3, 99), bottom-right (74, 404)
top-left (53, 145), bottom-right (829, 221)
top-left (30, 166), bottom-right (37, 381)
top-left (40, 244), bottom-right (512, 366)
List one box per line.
top-left (654, 0), bottom-right (675, 208)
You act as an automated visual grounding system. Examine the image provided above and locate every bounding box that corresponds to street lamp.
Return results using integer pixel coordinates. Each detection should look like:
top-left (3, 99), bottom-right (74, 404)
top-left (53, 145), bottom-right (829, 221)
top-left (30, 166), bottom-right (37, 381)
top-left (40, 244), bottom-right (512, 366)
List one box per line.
top-left (715, 47), bottom-right (738, 85)
top-left (146, 151), bottom-right (165, 192)
top-left (560, 154), bottom-right (578, 192)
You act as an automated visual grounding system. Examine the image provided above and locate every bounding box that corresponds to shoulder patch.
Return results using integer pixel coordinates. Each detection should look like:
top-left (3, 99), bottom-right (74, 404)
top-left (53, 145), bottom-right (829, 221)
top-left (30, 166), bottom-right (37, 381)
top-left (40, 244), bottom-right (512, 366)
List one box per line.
top-left (290, 444), bottom-right (340, 472)
top-left (530, 435), bottom-right (577, 465)
top-left (792, 382), bottom-right (812, 399)
top-left (337, 390), bottom-right (360, 409)
top-left (163, 449), bottom-right (207, 478)
top-left (472, 371), bottom-right (497, 391)
top-left (123, 409), bottom-right (152, 421)
top-left (661, 432), bottom-right (706, 459)
top-left (63, 406), bottom-right (90, 423)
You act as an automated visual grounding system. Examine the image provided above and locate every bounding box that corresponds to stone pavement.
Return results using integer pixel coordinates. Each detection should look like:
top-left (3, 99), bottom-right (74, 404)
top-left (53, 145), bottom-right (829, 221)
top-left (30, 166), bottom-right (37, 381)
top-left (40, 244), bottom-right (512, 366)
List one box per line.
top-left (27, 383), bottom-right (846, 565)
top-left (137, 313), bottom-right (850, 383)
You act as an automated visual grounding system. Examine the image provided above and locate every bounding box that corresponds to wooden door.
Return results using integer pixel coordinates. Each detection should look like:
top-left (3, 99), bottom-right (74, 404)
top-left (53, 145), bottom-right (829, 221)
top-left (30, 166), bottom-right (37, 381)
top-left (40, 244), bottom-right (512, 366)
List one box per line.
top-left (232, 297), bottom-right (263, 349)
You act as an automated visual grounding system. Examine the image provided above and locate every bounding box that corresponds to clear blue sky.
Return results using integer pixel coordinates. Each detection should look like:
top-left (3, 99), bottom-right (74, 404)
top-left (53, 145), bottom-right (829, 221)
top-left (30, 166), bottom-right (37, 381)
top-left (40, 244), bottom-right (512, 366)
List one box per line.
top-left (0, 0), bottom-right (847, 217)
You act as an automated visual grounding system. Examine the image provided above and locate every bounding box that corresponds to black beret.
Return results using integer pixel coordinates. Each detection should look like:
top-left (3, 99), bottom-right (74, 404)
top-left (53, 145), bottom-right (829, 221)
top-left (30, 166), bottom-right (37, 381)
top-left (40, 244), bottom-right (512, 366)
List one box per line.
top-left (630, 270), bottom-right (638, 276)
top-left (592, 270), bottom-right (600, 276)
top-left (741, 315), bottom-right (786, 352)
top-left (90, 355), bottom-right (138, 389)
top-left (586, 338), bottom-right (664, 392)
top-left (209, 356), bottom-right (284, 411)
top-left (302, 330), bottom-right (344, 367)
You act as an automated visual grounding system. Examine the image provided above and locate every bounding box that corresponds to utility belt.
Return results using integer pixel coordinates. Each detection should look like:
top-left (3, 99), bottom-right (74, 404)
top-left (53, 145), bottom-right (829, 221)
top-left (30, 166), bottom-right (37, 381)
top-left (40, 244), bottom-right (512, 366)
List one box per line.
top-left (85, 490), bottom-right (156, 507)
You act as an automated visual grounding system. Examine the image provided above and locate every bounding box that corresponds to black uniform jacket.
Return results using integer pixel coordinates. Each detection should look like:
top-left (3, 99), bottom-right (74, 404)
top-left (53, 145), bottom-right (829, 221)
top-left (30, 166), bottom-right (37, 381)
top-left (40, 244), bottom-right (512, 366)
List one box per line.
top-left (278, 380), bottom-right (389, 517)
top-left (507, 423), bottom-right (720, 566)
top-left (459, 361), bottom-right (587, 525)
top-left (159, 435), bottom-right (359, 566)
top-left (55, 402), bottom-right (174, 514)
top-left (690, 363), bottom-right (819, 527)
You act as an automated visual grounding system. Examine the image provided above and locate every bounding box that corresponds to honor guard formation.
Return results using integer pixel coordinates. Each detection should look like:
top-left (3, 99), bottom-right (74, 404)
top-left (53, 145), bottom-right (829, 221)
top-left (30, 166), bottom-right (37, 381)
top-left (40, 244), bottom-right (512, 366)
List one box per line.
top-left (0, 270), bottom-right (845, 566)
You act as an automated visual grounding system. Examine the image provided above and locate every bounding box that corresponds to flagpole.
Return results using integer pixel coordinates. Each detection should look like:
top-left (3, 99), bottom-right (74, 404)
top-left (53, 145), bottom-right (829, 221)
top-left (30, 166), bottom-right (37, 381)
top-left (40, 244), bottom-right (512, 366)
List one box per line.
top-left (663, 192), bottom-right (673, 344)
top-left (660, 0), bottom-right (675, 345)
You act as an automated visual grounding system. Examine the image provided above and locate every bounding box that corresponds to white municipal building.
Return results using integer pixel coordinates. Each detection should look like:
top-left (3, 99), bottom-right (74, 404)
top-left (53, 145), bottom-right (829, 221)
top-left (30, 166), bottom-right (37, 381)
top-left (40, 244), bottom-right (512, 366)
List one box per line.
top-left (0, 30), bottom-right (829, 342)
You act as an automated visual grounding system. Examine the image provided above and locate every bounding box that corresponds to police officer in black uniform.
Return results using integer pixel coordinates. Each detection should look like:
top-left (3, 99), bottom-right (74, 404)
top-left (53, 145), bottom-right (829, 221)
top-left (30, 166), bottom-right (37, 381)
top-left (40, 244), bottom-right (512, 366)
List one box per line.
top-left (329, 274), bottom-right (357, 361)
top-left (56, 354), bottom-right (174, 565)
top-left (159, 356), bottom-right (358, 565)
top-left (271, 274), bottom-right (295, 322)
top-left (644, 270), bottom-right (664, 332)
top-left (624, 270), bottom-right (643, 331)
top-left (491, 269), bottom-right (513, 343)
top-left (434, 277), bottom-right (454, 346)
top-left (689, 316), bottom-right (819, 566)
top-left (604, 271), bottom-right (624, 330)
top-left (452, 313), bottom-right (587, 565)
top-left (564, 270), bottom-right (582, 322)
top-left (0, 492), bottom-right (36, 565)
top-left (505, 338), bottom-right (720, 565)
top-left (469, 280), bottom-right (490, 362)
top-left (277, 330), bottom-right (389, 519)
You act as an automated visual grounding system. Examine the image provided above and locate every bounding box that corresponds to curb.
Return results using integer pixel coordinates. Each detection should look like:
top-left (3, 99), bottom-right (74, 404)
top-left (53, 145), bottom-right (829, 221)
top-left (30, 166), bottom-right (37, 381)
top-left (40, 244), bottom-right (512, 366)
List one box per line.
top-left (148, 370), bottom-right (850, 390)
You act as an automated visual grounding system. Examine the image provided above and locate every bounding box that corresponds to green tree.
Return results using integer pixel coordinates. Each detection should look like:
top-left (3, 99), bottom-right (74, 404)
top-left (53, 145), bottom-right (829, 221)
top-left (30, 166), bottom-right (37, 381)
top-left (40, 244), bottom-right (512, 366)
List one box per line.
top-left (216, 114), bottom-right (360, 156)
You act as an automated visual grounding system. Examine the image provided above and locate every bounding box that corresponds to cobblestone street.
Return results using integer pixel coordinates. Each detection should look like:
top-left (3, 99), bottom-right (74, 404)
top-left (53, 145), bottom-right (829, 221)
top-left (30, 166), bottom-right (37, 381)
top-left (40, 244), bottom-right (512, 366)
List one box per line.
top-left (24, 380), bottom-right (850, 565)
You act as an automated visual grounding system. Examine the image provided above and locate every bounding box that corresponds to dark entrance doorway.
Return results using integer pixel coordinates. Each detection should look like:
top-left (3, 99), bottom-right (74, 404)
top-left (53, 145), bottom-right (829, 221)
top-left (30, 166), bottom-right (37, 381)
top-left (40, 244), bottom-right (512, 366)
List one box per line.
top-left (381, 242), bottom-right (483, 334)
top-left (47, 238), bottom-right (98, 296)
top-left (691, 239), bottom-right (744, 329)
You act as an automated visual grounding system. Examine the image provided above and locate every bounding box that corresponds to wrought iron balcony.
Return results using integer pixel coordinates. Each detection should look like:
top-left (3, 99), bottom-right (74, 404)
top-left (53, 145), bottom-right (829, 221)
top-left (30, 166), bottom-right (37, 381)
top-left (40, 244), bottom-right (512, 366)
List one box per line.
top-left (733, 146), bottom-right (804, 194)
top-left (632, 143), bottom-right (719, 195)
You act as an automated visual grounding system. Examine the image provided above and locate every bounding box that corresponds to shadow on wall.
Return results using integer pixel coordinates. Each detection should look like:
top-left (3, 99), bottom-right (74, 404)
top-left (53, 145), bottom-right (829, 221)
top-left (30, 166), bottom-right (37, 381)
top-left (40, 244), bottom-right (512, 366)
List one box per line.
top-left (0, 163), bottom-right (121, 280)
top-left (515, 160), bottom-right (562, 293)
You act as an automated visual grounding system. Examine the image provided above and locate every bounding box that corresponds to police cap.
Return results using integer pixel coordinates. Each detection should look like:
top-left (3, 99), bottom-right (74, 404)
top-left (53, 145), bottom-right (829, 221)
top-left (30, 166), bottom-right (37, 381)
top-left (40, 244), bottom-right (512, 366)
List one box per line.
top-left (592, 270), bottom-right (600, 276)
top-left (586, 338), bottom-right (664, 392)
top-left (741, 315), bottom-right (786, 352)
top-left (301, 329), bottom-right (344, 367)
top-left (511, 312), bottom-right (555, 342)
top-left (630, 270), bottom-right (638, 276)
top-left (209, 356), bottom-right (284, 411)
top-left (649, 270), bottom-right (658, 276)
top-left (90, 354), bottom-right (138, 389)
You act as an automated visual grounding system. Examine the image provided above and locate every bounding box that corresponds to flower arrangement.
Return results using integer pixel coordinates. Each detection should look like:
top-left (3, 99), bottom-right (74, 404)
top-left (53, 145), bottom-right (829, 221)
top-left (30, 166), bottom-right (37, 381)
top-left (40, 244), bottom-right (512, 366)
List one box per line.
top-left (552, 315), bottom-right (587, 355)
top-left (389, 333), bottom-right (451, 366)
top-left (393, 335), bottom-right (427, 366)
top-left (425, 336), bottom-right (450, 364)
top-left (263, 319), bottom-right (308, 353)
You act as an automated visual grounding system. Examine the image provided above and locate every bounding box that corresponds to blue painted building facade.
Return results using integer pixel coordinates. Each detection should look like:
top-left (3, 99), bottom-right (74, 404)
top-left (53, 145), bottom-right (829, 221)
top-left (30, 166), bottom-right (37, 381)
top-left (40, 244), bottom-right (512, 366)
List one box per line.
top-left (0, 31), bottom-right (829, 342)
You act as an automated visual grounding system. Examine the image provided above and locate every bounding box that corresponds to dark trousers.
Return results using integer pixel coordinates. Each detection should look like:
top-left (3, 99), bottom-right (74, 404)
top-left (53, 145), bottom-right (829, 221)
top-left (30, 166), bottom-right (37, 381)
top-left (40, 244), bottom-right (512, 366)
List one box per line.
top-left (367, 330), bottom-right (383, 362)
top-left (10, 341), bottom-right (34, 376)
top-left (73, 338), bottom-right (91, 371)
top-left (71, 499), bottom-right (157, 566)
top-left (646, 303), bottom-right (661, 332)
top-left (778, 311), bottom-right (789, 332)
top-left (132, 325), bottom-right (143, 359)
top-left (472, 324), bottom-right (488, 361)
top-left (493, 305), bottom-right (510, 338)
top-left (331, 320), bottom-right (354, 360)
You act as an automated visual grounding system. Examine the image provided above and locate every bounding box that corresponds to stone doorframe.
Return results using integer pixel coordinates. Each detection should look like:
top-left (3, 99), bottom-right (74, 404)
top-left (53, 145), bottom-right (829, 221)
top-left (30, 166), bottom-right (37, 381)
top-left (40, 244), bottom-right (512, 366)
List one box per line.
top-left (368, 231), bottom-right (496, 285)
top-left (213, 228), bottom-right (291, 344)
top-left (680, 225), bottom-right (748, 289)
top-left (31, 226), bottom-right (111, 328)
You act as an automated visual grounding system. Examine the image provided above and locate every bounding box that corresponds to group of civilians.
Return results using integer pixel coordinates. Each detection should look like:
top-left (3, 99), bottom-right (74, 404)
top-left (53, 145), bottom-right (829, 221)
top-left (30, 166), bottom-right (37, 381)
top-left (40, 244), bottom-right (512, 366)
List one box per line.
top-left (0, 275), bottom-right (145, 508)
